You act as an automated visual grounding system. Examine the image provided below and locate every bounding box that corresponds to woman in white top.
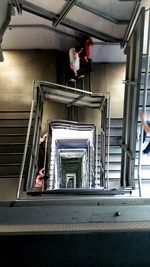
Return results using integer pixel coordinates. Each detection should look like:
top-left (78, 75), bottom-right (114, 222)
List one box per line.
top-left (69, 46), bottom-right (83, 77)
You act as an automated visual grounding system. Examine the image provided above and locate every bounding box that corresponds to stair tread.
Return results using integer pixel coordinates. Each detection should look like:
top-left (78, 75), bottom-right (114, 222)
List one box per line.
top-left (0, 118), bottom-right (30, 120)
top-left (0, 152), bottom-right (25, 156)
top-left (0, 175), bottom-right (20, 178)
top-left (0, 143), bottom-right (29, 145)
top-left (0, 125), bottom-right (30, 128)
top-left (0, 110), bottom-right (31, 113)
top-left (0, 133), bottom-right (29, 136)
top-left (0, 163), bottom-right (23, 166)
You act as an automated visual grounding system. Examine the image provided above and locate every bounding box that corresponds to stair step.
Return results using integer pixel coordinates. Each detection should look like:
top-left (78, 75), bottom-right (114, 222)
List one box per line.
top-left (0, 144), bottom-right (31, 153)
top-left (0, 110), bottom-right (31, 113)
top-left (0, 135), bottom-right (32, 143)
top-left (0, 125), bottom-right (30, 128)
top-left (0, 117), bottom-right (30, 120)
top-left (0, 164), bottom-right (29, 176)
top-left (0, 127), bottom-right (30, 134)
top-left (0, 175), bottom-right (20, 179)
top-left (0, 153), bottom-right (29, 164)
top-left (105, 172), bottom-right (121, 179)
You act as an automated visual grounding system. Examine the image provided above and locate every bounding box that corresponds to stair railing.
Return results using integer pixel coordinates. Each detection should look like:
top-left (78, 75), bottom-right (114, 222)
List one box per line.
top-left (138, 8), bottom-right (150, 197)
top-left (106, 93), bottom-right (111, 190)
top-left (16, 99), bottom-right (35, 199)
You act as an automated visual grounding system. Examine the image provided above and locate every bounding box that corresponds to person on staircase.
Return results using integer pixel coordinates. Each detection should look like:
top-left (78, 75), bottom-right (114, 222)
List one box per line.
top-left (35, 168), bottom-right (45, 189)
top-left (69, 46), bottom-right (84, 80)
top-left (80, 36), bottom-right (93, 74)
top-left (37, 132), bottom-right (48, 170)
top-left (141, 112), bottom-right (150, 154)
top-left (35, 132), bottom-right (48, 190)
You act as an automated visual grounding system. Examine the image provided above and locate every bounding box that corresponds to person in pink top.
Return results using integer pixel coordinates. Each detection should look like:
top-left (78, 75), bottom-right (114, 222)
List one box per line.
top-left (35, 133), bottom-right (48, 190)
top-left (80, 36), bottom-right (93, 74)
top-left (35, 168), bottom-right (45, 189)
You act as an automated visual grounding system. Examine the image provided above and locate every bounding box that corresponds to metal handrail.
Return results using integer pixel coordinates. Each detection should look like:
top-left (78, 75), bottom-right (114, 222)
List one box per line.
top-left (17, 80), bottom-right (111, 197)
top-left (16, 80), bottom-right (37, 199)
top-left (16, 100), bottom-right (35, 199)
top-left (106, 93), bottom-right (111, 190)
top-left (26, 86), bottom-right (44, 189)
top-left (138, 9), bottom-right (150, 197)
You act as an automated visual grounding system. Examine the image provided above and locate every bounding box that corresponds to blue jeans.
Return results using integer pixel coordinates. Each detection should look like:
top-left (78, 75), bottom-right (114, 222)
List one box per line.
top-left (143, 121), bottom-right (150, 154)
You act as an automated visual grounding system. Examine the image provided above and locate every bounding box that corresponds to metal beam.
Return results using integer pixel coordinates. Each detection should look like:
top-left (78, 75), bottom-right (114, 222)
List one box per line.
top-left (21, 1), bottom-right (122, 43)
top-left (0, 43), bottom-right (4, 62)
top-left (21, 0), bottom-right (57, 21)
top-left (2, 198), bottom-right (150, 225)
top-left (66, 0), bottom-right (129, 25)
top-left (53, 0), bottom-right (77, 28)
top-left (13, 0), bottom-right (22, 14)
top-left (122, 0), bottom-right (141, 48)
top-left (118, 0), bottom-right (141, 1)
top-left (61, 18), bottom-right (122, 43)
top-left (0, 3), bottom-right (12, 41)
top-left (8, 24), bottom-right (79, 41)
top-left (67, 94), bottom-right (85, 107)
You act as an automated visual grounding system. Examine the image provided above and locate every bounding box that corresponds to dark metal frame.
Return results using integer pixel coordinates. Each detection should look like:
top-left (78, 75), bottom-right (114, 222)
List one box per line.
top-left (53, 0), bottom-right (77, 28)
top-left (100, 99), bottom-right (108, 188)
top-left (120, 8), bottom-right (145, 189)
top-left (138, 8), bottom-right (150, 196)
top-left (65, 0), bottom-right (129, 24)
top-left (0, 2), bottom-right (12, 41)
top-left (13, 0), bottom-right (22, 14)
top-left (8, 24), bottom-right (79, 40)
top-left (25, 86), bottom-right (45, 190)
top-left (122, 0), bottom-right (141, 48)
top-left (16, 81), bottom-right (110, 199)
top-left (20, 0), bottom-right (122, 43)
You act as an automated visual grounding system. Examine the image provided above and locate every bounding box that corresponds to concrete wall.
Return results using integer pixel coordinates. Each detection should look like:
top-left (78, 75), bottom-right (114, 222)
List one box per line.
top-left (0, 50), bottom-right (58, 200)
top-left (92, 44), bottom-right (126, 63)
top-left (67, 62), bottom-right (125, 127)
top-left (82, 63), bottom-right (125, 122)
top-left (0, 50), bottom-right (57, 109)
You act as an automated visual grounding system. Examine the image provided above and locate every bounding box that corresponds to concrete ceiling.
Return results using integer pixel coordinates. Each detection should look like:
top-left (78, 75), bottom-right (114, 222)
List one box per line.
top-left (1, 0), bottom-right (147, 62)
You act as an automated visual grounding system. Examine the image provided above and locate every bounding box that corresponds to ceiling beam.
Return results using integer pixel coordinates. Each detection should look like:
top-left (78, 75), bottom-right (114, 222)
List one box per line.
top-left (67, 95), bottom-right (85, 107)
top-left (61, 18), bottom-right (122, 43)
top-left (65, 0), bottom-right (129, 25)
top-left (0, 43), bottom-right (4, 62)
top-left (53, 0), bottom-right (77, 28)
top-left (118, 0), bottom-right (141, 1)
top-left (21, 0), bottom-right (57, 21)
top-left (0, 2), bottom-right (12, 61)
top-left (0, 3), bottom-right (12, 41)
top-left (13, 0), bottom-right (22, 14)
top-left (8, 24), bottom-right (79, 41)
top-left (122, 0), bottom-right (141, 47)
top-left (21, 1), bottom-right (122, 43)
